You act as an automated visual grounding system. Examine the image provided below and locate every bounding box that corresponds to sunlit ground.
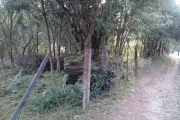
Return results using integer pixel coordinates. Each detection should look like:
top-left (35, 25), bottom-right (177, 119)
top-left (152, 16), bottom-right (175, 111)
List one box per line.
top-left (169, 52), bottom-right (180, 59)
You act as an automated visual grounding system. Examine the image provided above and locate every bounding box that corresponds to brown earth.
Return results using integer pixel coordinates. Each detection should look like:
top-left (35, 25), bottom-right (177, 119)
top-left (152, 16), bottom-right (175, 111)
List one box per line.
top-left (80, 54), bottom-right (180, 120)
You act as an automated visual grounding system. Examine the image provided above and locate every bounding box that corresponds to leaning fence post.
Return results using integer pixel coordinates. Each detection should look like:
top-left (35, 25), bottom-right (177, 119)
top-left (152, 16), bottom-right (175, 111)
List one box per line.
top-left (10, 54), bottom-right (51, 120)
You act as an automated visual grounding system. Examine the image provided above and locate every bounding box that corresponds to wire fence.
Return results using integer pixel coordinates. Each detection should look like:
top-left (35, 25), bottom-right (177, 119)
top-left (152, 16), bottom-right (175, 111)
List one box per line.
top-left (10, 73), bottom-right (107, 120)
top-left (8, 54), bottom-right (119, 120)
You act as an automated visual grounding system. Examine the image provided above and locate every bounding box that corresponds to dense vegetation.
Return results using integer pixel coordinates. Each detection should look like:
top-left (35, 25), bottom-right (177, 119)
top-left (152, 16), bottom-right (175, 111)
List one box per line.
top-left (0, 0), bottom-right (180, 119)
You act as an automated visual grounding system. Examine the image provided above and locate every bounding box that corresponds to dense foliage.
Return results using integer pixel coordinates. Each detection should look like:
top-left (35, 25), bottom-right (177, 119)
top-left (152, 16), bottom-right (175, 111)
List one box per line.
top-left (0, 0), bottom-right (179, 62)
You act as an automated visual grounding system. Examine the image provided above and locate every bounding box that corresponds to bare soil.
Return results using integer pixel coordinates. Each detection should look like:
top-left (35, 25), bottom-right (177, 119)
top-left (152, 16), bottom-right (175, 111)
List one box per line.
top-left (80, 54), bottom-right (180, 120)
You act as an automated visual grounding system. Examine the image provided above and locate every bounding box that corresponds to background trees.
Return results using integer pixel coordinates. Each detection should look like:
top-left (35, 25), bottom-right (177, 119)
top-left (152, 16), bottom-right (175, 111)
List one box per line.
top-left (0, 0), bottom-right (179, 65)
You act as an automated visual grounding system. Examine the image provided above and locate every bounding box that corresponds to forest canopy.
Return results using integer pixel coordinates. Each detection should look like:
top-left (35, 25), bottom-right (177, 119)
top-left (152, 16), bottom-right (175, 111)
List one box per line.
top-left (0, 0), bottom-right (180, 61)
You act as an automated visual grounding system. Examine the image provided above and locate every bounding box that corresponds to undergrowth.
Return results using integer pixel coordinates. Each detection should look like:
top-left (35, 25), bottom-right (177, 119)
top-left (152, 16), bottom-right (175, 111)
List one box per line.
top-left (91, 67), bottom-right (116, 98)
top-left (1, 55), bottom-right (169, 120)
top-left (28, 83), bottom-right (83, 113)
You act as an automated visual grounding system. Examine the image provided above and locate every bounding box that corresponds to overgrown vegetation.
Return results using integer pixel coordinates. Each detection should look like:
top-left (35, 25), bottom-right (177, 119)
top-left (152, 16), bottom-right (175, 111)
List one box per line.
top-left (1, 0), bottom-right (180, 119)
top-left (0, 54), bottom-right (176, 119)
top-left (0, 67), bottom-right (117, 119)
top-left (29, 67), bottom-right (116, 111)
top-left (15, 54), bottom-right (64, 74)
top-left (91, 67), bottom-right (116, 95)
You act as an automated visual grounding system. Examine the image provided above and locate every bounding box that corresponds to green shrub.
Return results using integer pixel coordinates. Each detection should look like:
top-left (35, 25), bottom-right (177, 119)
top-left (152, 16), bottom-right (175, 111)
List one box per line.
top-left (8, 70), bottom-right (24, 93)
top-left (91, 68), bottom-right (116, 97)
top-left (22, 65), bottom-right (116, 113)
top-left (28, 83), bottom-right (82, 112)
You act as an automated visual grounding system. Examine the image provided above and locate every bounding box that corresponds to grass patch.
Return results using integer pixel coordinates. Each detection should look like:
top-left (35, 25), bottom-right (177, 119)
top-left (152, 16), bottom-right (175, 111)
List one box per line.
top-left (1, 55), bottom-right (172, 120)
top-left (0, 69), bottom-right (83, 120)
top-left (55, 107), bottom-right (84, 120)
top-left (0, 67), bottom-right (116, 120)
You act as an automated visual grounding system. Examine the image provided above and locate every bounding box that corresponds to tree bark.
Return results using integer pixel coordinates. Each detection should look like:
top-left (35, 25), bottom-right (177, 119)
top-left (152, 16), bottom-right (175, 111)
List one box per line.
top-left (36, 25), bottom-right (39, 54)
top-left (56, 25), bottom-right (62, 74)
top-left (41, 0), bottom-right (54, 80)
top-left (67, 33), bottom-right (71, 54)
top-left (52, 35), bottom-right (56, 56)
top-left (0, 58), bottom-right (4, 71)
top-left (158, 41), bottom-right (162, 57)
top-left (126, 38), bottom-right (129, 81)
top-left (0, 45), bottom-right (4, 71)
top-left (101, 37), bottom-right (108, 72)
top-left (0, 21), bottom-right (11, 62)
top-left (9, 14), bottom-right (14, 65)
top-left (83, 20), bottom-right (95, 110)
top-left (22, 14), bottom-right (33, 57)
top-left (83, 44), bottom-right (92, 110)
top-left (134, 44), bottom-right (138, 77)
top-left (67, 22), bottom-right (81, 53)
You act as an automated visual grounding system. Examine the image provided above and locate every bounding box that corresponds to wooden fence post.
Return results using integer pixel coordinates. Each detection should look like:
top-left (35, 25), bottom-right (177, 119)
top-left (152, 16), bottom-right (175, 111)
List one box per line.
top-left (83, 44), bottom-right (92, 110)
top-left (10, 54), bottom-right (51, 120)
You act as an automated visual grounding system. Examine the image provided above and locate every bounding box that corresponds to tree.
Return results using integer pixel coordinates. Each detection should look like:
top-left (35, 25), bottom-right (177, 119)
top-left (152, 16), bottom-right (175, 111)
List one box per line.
top-left (41, 0), bottom-right (54, 79)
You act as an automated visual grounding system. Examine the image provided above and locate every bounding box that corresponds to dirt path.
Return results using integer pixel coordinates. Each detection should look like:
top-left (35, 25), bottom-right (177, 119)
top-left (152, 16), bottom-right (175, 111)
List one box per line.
top-left (81, 54), bottom-right (180, 120)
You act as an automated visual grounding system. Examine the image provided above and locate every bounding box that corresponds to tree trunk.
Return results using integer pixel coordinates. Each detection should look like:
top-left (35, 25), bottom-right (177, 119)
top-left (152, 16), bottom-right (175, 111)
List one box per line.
top-left (36, 25), bottom-right (39, 54)
top-left (161, 44), bottom-right (164, 55)
top-left (32, 37), bottom-right (35, 54)
top-left (140, 41), bottom-right (144, 57)
top-left (167, 40), bottom-right (170, 55)
top-left (0, 45), bottom-right (4, 70)
top-left (53, 36), bottom-right (56, 57)
top-left (83, 44), bottom-right (92, 110)
top-left (41, 0), bottom-right (54, 80)
top-left (114, 20), bottom-right (124, 57)
top-left (9, 15), bottom-right (14, 65)
top-left (83, 20), bottom-right (95, 110)
top-left (67, 22), bottom-right (81, 53)
top-left (158, 41), bottom-right (162, 57)
top-left (67, 33), bottom-right (71, 54)
top-left (56, 25), bottom-right (62, 74)
top-left (150, 42), bottom-right (153, 58)
top-left (0, 19), bottom-right (13, 66)
top-left (57, 40), bottom-right (61, 74)
top-left (154, 40), bottom-right (158, 55)
top-left (126, 38), bottom-right (129, 81)
top-left (22, 14), bottom-right (34, 56)
top-left (101, 37), bottom-right (108, 72)
top-left (0, 58), bottom-right (4, 71)
top-left (134, 44), bottom-right (138, 77)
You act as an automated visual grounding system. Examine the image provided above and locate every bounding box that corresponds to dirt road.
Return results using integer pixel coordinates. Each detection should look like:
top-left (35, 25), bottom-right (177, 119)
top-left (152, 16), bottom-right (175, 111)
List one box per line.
top-left (81, 54), bottom-right (180, 120)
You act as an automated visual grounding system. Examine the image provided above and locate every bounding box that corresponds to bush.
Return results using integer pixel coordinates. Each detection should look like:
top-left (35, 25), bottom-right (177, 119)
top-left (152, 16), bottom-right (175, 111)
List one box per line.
top-left (28, 83), bottom-right (82, 112)
top-left (25, 64), bottom-right (116, 112)
top-left (8, 70), bottom-right (23, 92)
top-left (91, 68), bottom-right (116, 97)
top-left (15, 53), bottom-right (64, 74)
